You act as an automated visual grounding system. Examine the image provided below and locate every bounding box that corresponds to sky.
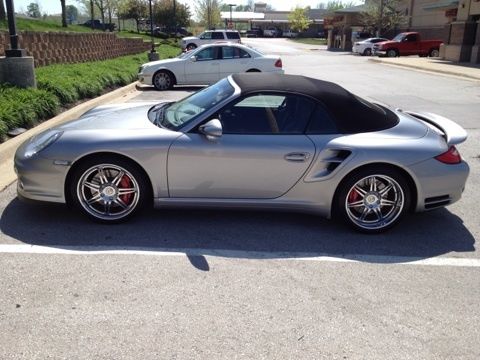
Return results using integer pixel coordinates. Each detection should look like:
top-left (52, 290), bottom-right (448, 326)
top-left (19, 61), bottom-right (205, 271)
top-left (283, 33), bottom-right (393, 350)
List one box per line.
top-left (13, 0), bottom-right (362, 15)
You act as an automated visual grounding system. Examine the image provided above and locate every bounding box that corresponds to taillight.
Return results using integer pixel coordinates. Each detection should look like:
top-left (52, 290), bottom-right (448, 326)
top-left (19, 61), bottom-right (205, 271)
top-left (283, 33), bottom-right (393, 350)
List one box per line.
top-left (435, 146), bottom-right (462, 164)
top-left (275, 59), bottom-right (282, 68)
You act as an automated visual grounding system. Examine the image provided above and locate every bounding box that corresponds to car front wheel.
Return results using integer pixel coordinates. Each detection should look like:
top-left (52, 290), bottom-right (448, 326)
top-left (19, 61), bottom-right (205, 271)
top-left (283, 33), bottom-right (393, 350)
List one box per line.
top-left (70, 158), bottom-right (148, 223)
top-left (153, 70), bottom-right (174, 91)
top-left (335, 167), bottom-right (411, 233)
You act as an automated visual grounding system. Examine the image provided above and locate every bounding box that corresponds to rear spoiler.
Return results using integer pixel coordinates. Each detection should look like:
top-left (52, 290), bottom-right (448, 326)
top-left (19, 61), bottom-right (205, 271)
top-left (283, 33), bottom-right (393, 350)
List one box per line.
top-left (404, 111), bottom-right (468, 146)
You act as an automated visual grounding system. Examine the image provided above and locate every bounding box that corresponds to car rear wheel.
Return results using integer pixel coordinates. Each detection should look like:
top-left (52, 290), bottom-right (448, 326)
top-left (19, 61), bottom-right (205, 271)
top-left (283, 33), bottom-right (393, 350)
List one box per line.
top-left (335, 167), bottom-right (411, 233)
top-left (386, 49), bottom-right (398, 58)
top-left (153, 70), bottom-right (174, 91)
top-left (429, 48), bottom-right (439, 57)
top-left (363, 48), bottom-right (372, 56)
top-left (70, 158), bottom-right (148, 223)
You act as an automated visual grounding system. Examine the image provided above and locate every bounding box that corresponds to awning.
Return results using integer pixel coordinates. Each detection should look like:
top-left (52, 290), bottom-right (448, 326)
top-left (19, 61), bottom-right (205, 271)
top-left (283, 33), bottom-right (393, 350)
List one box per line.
top-left (423, 0), bottom-right (458, 11)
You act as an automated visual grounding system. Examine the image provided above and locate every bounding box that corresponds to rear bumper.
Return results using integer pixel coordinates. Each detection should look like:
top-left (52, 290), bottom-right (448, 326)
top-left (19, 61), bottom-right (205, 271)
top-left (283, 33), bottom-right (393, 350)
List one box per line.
top-left (409, 158), bottom-right (469, 212)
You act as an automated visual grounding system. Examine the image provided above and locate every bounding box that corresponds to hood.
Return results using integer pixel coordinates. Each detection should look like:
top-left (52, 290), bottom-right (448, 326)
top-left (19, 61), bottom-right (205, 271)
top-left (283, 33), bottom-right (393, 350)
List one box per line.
top-left (58, 102), bottom-right (162, 131)
top-left (182, 36), bottom-right (198, 42)
top-left (144, 57), bottom-right (182, 67)
top-left (375, 40), bottom-right (396, 47)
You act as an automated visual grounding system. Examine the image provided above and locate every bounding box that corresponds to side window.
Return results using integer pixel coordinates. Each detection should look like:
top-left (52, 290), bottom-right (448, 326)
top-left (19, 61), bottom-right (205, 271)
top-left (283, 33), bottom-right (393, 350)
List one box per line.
top-left (405, 34), bottom-right (417, 42)
top-left (239, 49), bottom-right (251, 58)
top-left (226, 32), bottom-right (240, 40)
top-left (196, 47), bottom-right (217, 61)
top-left (218, 94), bottom-right (315, 134)
top-left (222, 46), bottom-right (235, 59)
top-left (306, 104), bottom-right (337, 134)
top-left (212, 31), bottom-right (224, 39)
top-left (200, 32), bottom-right (212, 40)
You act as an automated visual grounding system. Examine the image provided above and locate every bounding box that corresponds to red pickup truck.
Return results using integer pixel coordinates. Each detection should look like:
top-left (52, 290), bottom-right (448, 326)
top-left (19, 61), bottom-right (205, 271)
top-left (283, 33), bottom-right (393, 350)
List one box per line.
top-left (373, 32), bottom-right (442, 58)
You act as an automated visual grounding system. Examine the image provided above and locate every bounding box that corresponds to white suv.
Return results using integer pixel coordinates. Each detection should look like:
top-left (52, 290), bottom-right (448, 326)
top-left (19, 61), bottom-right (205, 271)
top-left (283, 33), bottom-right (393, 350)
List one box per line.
top-left (181, 30), bottom-right (241, 51)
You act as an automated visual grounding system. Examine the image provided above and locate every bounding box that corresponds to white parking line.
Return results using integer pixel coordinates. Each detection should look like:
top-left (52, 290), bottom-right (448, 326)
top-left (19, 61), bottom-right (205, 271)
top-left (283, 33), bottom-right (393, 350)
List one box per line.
top-left (0, 244), bottom-right (479, 267)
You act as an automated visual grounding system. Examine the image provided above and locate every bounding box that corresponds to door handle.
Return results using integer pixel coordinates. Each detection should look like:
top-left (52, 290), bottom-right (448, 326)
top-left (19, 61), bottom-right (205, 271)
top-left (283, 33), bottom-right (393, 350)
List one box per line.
top-left (284, 152), bottom-right (310, 162)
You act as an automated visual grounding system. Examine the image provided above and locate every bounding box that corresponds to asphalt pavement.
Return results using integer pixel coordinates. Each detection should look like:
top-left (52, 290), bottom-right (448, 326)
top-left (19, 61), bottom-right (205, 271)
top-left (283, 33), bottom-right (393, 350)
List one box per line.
top-left (1, 38), bottom-right (479, 359)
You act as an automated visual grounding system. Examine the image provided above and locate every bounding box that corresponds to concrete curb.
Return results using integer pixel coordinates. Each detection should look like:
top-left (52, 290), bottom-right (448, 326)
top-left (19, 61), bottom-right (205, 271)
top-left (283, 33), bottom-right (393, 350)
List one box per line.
top-left (368, 58), bottom-right (480, 81)
top-left (0, 82), bottom-right (140, 192)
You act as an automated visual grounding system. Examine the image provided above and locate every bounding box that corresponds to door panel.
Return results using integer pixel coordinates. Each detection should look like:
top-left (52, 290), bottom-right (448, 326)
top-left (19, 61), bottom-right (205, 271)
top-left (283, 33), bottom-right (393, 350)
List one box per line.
top-left (185, 47), bottom-right (220, 84)
top-left (168, 134), bottom-right (315, 198)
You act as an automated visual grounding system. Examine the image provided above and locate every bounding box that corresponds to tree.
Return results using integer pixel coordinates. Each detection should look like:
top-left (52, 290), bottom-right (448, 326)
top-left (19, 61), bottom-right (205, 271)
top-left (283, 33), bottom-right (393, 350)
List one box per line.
top-left (360, 0), bottom-right (407, 36)
top-left (288, 7), bottom-right (310, 33)
top-left (61, 0), bottom-right (67, 27)
top-left (195, 0), bottom-right (222, 29)
top-left (66, 5), bottom-right (79, 24)
top-left (0, 0), bottom-right (6, 22)
top-left (316, 1), bottom-right (356, 10)
top-left (154, 0), bottom-right (191, 29)
top-left (26, 2), bottom-right (41, 18)
top-left (117, 0), bottom-right (147, 32)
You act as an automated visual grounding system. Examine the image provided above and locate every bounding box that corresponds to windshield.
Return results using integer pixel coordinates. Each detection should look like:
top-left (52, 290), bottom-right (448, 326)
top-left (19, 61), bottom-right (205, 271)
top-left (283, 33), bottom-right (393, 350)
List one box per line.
top-left (392, 33), bottom-right (405, 42)
top-left (160, 78), bottom-right (235, 130)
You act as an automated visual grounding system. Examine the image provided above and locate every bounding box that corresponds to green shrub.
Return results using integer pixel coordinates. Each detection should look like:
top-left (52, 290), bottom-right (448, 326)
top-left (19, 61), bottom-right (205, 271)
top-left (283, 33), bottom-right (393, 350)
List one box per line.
top-left (0, 46), bottom-right (179, 141)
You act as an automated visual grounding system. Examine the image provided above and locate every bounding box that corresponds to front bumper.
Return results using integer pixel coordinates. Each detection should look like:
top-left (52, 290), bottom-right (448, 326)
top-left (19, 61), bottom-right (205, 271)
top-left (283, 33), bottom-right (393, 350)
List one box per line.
top-left (138, 73), bottom-right (153, 86)
top-left (373, 49), bottom-right (386, 56)
top-left (15, 151), bottom-right (70, 204)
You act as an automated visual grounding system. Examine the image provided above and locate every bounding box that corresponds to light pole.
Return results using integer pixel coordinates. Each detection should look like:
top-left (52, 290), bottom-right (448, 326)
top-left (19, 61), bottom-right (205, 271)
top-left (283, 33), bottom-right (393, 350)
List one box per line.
top-left (148, 0), bottom-right (159, 61)
top-left (0, 0), bottom-right (35, 88)
top-left (228, 4), bottom-right (236, 29)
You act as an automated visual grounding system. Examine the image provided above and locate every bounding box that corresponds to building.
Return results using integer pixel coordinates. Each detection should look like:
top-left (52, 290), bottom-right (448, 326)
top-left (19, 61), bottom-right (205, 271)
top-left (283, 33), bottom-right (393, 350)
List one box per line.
top-left (323, 0), bottom-right (480, 63)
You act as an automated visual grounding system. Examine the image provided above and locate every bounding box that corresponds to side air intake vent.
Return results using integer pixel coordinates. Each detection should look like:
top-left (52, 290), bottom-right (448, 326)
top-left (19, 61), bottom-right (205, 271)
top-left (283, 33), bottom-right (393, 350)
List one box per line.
top-left (425, 195), bottom-right (450, 209)
top-left (304, 149), bottom-right (352, 182)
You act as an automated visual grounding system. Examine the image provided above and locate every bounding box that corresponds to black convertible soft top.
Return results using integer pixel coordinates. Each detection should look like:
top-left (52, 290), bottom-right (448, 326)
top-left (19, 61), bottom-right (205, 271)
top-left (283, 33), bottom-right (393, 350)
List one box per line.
top-left (231, 73), bottom-right (398, 133)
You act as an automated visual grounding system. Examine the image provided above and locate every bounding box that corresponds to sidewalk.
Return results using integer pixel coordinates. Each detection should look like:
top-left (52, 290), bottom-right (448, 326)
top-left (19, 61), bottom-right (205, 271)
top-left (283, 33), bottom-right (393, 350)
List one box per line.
top-left (369, 57), bottom-right (480, 81)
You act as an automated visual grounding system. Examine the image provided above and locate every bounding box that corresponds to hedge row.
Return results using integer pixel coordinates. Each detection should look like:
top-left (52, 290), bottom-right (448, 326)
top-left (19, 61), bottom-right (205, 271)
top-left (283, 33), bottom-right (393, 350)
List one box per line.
top-left (0, 43), bottom-right (179, 141)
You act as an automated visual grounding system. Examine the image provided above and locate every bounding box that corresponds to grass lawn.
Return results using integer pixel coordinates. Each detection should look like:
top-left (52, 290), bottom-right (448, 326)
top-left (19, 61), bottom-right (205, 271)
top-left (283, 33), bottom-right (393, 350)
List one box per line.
top-left (0, 18), bottom-right (98, 33)
top-left (290, 38), bottom-right (327, 46)
top-left (0, 41), bottom-right (179, 141)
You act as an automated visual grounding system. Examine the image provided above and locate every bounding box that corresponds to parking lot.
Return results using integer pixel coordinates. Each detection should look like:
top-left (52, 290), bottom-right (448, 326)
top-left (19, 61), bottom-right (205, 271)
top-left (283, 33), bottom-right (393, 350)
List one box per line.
top-left (1, 38), bottom-right (479, 359)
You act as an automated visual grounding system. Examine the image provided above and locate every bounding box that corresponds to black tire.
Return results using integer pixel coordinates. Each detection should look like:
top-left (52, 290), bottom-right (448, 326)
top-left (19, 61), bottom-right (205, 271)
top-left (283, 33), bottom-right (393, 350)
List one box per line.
top-left (334, 166), bottom-right (411, 233)
top-left (69, 157), bottom-right (149, 223)
top-left (386, 49), bottom-right (398, 58)
top-left (429, 48), bottom-right (439, 57)
top-left (186, 43), bottom-right (197, 51)
top-left (153, 70), bottom-right (174, 91)
top-left (363, 48), bottom-right (372, 56)
top-left (246, 69), bottom-right (261, 72)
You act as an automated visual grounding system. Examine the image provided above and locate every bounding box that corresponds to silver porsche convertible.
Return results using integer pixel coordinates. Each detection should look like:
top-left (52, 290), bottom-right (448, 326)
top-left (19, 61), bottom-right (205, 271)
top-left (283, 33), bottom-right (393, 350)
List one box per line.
top-left (14, 73), bottom-right (469, 233)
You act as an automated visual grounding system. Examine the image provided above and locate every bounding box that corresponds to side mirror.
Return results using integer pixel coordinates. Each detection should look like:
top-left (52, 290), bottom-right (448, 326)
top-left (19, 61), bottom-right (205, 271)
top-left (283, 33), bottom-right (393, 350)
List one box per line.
top-left (199, 119), bottom-right (222, 138)
top-left (190, 55), bottom-right (197, 62)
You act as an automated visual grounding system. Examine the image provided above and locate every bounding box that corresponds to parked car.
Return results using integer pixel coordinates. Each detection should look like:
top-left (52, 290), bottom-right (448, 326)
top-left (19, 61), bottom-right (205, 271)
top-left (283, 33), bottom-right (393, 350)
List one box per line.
top-left (15, 73), bottom-right (469, 233)
top-left (246, 28), bottom-right (263, 38)
top-left (81, 19), bottom-right (115, 32)
top-left (283, 29), bottom-right (299, 38)
top-left (138, 43), bottom-right (283, 90)
top-left (373, 32), bottom-right (442, 57)
top-left (264, 28), bottom-right (282, 37)
top-left (352, 37), bottom-right (389, 56)
top-left (156, 26), bottom-right (192, 37)
top-left (181, 30), bottom-right (241, 51)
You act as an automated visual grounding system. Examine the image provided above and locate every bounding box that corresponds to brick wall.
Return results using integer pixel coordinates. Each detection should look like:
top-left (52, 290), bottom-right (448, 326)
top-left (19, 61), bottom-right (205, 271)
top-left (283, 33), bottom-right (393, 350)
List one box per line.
top-left (0, 31), bottom-right (150, 67)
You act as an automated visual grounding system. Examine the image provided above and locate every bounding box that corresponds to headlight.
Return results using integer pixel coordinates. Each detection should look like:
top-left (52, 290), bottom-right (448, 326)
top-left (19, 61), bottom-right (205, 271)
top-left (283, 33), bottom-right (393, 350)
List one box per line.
top-left (24, 130), bottom-right (63, 158)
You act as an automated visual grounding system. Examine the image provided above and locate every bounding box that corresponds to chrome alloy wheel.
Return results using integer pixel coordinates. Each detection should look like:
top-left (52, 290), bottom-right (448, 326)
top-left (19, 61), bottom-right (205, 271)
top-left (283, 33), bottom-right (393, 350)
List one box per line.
top-left (76, 164), bottom-right (140, 221)
top-left (153, 71), bottom-right (172, 90)
top-left (345, 174), bottom-right (404, 231)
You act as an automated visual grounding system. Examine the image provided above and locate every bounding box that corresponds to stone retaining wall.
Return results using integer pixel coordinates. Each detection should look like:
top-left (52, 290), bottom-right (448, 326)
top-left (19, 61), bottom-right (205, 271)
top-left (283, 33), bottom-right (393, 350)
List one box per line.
top-left (0, 31), bottom-right (150, 67)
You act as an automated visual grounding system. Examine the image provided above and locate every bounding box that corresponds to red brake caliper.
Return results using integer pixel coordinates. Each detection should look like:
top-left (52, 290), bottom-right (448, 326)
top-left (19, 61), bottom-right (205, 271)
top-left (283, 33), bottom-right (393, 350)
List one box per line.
top-left (348, 189), bottom-right (359, 204)
top-left (119, 175), bottom-right (133, 205)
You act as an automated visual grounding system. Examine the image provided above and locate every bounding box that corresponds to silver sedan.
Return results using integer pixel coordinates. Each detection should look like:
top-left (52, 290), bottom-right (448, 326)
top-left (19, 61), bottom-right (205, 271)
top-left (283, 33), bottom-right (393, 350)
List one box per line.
top-left (14, 74), bottom-right (469, 233)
